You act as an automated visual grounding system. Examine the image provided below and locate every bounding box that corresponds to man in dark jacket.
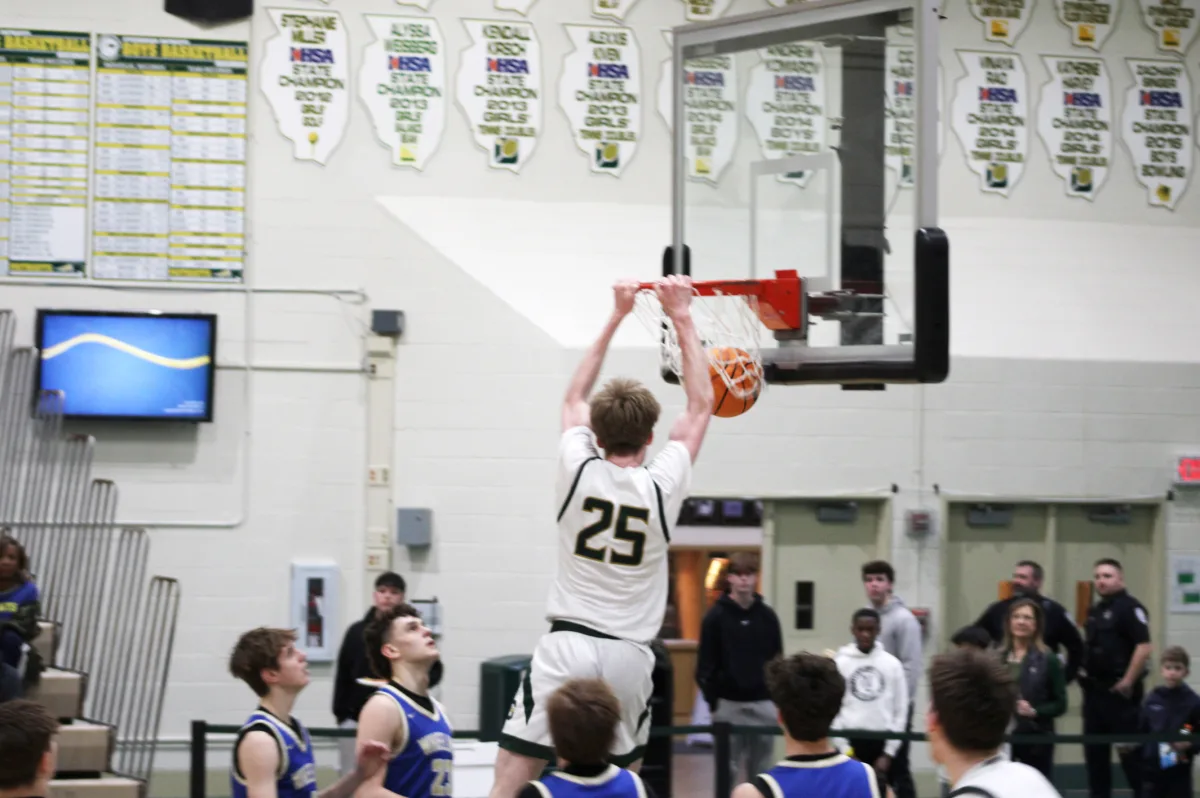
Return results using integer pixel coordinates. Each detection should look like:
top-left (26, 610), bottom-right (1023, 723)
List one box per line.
top-left (332, 572), bottom-right (407, 775)
top-left (695, 553), bottom-right (784, 783)
top-left (975, 559), bottom-right (1084, 682)
top-left (1139, 646), bottom-right (1200, 798)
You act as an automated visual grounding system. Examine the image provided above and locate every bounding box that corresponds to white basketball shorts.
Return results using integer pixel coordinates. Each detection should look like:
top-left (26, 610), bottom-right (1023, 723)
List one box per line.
top-left (498, 622), bottom-right (656, 765)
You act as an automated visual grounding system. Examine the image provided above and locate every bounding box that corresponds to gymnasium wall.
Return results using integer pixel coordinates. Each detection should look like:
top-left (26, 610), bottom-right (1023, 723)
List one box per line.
top-left (1, 0), bottom-right (1198, 771)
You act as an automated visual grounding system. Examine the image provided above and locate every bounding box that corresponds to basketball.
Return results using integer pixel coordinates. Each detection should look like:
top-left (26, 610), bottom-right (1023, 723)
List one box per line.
top-left (709, 347), bottom-right (763, 418)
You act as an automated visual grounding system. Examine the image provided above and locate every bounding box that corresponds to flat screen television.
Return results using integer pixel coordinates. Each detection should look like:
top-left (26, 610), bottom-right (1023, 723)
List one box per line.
top-left (35, 309), bottom-right (218, 422)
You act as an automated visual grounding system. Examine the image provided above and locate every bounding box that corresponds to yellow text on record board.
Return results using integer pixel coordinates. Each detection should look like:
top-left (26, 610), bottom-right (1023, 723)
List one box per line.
top-left (3, 35), bottom-right (89, 53)
top-left (121, 40), bottom-right (248, 62)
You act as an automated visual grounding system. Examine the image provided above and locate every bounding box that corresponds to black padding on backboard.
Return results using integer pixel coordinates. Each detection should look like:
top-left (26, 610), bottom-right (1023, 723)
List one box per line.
top-left (762, 227), bottom-right (949, 386)
top-left (661, 244), bottom-right (691, 278)
top-left (912, 227), bottom-right (950, 383)
top-left (166, 0), bottom-right (252, 22)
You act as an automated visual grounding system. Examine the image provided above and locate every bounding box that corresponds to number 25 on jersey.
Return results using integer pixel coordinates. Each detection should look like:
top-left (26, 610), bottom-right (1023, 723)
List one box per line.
top-left (574, 497), bottom-right (648, 568)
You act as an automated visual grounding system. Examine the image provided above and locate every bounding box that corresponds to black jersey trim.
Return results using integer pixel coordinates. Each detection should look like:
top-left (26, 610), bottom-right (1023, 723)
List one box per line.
top-left (558, 456), bottom-right (601, 522)
top-left (652, 481), bottom-right (670, 543)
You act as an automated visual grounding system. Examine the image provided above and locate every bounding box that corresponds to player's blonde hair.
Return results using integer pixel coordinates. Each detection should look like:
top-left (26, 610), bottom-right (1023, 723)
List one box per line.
top-left (589, 378), bottom-right (660, 457)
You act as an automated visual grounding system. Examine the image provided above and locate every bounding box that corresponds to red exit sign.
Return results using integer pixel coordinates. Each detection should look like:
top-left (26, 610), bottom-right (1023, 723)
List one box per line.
top-left (1177, 456), bottom-right (1200, 485)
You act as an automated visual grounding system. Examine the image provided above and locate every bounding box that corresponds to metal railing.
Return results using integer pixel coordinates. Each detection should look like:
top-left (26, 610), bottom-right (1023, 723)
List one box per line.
top-left (187, 720), bottom-right (1192, 798)
top-left (0, 308), bottom-right (183, 786)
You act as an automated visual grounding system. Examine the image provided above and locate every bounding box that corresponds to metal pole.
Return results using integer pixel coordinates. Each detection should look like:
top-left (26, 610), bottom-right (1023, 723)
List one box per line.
top-left (713, 721), bottom-right (734, 798)
top-left (189, 720), bottom-right (208, 798)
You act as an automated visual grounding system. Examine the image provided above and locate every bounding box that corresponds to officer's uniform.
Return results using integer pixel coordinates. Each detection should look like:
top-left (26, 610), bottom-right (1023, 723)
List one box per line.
top-left (1082, 588), bottom-right (1151, 798)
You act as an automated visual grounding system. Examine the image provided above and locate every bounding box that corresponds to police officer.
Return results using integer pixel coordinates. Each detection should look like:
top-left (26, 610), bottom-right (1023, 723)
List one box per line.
top-left (975, 559), bottom-right (1084, 682)
top-left (1080, 557), bottom-right (1153, 798)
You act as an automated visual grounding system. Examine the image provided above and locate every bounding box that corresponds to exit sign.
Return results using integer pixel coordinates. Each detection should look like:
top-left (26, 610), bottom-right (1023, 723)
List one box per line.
top-left (1176, 456), bottom-right (1200, 485)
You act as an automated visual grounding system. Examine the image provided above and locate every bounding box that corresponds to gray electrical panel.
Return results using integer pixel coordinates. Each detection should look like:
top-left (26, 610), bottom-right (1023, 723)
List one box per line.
top-left (397, 507), bottom-right (433, 547)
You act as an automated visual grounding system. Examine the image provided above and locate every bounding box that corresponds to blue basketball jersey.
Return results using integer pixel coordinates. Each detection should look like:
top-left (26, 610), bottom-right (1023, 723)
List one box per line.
top-left (531, 766), bottom-right (646, 798)
top-left (756, 754), bottom-right (880, 798)
top-left (230, 709), bottom-right (317, 798)
top-left (377, 682), bottom-right (455, 798)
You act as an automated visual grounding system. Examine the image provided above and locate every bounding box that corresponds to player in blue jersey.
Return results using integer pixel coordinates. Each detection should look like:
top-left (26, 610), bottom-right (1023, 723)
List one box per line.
top-left (732, 652), bottom-right (889, 798)
top-left (356, 603), bottom-right (454, 798)
top-left (517, 678), bottom-right (654, 798)
top-left (229, 627), bottom-right (391, 798)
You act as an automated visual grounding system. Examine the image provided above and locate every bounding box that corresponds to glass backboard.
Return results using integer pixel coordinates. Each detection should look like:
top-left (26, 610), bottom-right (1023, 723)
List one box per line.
top-left (667, 0), bottom-right (948, 386)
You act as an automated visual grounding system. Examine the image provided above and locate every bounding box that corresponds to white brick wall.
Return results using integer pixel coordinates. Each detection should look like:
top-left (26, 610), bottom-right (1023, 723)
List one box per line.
top-left (1, 0), bottom-right (1198, 773)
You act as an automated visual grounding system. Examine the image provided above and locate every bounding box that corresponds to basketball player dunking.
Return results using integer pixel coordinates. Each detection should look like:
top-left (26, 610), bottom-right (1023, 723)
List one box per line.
top-left (488, 276), bottom-right (714, 798)
top-left (355, 604), bottom-right (454, 798)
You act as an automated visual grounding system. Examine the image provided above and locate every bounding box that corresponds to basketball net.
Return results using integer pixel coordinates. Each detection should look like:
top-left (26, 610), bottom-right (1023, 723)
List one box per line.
top-left (632, 288), bottom-right (765, 400)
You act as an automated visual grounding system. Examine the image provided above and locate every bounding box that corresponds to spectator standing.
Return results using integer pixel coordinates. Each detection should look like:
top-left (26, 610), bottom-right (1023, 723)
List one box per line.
top-left (1001, 598), bottom-right (1067, 780)
top-left (832, 608), bottom-right (909, 780)
top-left (862, 560), bottom-right (922, 798)
top-left (975, 560), bottom-right (1084, 683)
top-left (1080, 558), bottom-right (1153, 798)
top-left (1137, 645), bottom-right (1200, 798)
top-left (332, 572), bottom-right (406, 776)
top-left (696, 553), bottom-right (784, 783)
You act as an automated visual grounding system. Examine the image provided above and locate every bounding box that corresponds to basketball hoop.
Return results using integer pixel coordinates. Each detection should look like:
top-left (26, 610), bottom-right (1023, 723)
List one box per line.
top-left (632, 272), bottom-right (805, 400)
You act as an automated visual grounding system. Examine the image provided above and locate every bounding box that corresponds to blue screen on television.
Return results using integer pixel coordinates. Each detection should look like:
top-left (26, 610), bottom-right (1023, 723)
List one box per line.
top-left (36, 311), bottom-right (217, 421)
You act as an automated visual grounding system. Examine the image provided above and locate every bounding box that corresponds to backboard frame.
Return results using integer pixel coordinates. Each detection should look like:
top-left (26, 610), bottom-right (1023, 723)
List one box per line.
top-left (668, 0), bottom-right (949, 386)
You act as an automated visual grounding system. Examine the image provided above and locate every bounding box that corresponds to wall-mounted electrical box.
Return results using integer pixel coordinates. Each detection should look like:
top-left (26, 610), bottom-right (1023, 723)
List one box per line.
top-left (906, 509), bottom-right (936, 537)
top-left (397, 507), bottom-right (432, 547)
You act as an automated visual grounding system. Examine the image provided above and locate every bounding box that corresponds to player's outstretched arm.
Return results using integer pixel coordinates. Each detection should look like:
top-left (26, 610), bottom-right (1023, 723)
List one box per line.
top-left (235, 731), bottom-right (282, 798)
top-left (562, 280), bottom-right (638, 431)
top-left (353, 696), bottom-right (405, 798)
top-left (315, 740), bottom-right (391, 798)
top-left (659, 276), bottom-right (713, 462)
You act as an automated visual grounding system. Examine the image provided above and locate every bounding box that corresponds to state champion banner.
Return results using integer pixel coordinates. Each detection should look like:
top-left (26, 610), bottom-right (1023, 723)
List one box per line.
top-left (952, 50), bottom-right (1029, 197)
top-left (559, 24), bottom-right (641, 177)
top-left (458, 19), bottom-right (543, 173)
top-left (360, 15), bottom-right (447, 171)
top-left (1121, 58), bottom-right (1192, 210)
top-left (1036, 55), bottom-right (1113, 201)
top-left (745, 42), bottom-right (828, 189)
top-left (657, 30), bottom-right (739, 186)
top-left (261, 9), bottom-right (350, 165)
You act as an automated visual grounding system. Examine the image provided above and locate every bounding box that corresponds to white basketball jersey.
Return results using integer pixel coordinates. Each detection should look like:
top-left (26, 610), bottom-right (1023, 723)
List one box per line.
top-left (546, 427), bottom-right (692, 643)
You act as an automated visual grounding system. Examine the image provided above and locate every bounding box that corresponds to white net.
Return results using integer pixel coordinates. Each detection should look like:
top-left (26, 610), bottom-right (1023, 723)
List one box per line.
top-left (632, 288), bottom-right (765, 400)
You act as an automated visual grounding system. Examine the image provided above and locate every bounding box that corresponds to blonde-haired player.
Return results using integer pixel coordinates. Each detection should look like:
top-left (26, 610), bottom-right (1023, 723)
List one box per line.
top-left (488, 276), bottom-right (713, 798)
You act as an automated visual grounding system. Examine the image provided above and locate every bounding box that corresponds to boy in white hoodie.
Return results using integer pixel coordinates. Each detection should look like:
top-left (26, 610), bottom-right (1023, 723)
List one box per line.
top-left (833, 608), bottom-right (910, 779)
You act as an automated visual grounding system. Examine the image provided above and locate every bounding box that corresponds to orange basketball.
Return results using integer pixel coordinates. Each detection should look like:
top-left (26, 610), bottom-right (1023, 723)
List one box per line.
top-left (708, 347), bottom-right (762, 418)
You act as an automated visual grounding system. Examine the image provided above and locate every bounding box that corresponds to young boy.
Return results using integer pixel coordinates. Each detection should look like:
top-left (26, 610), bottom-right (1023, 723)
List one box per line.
top-left (518, 679), bottom-right (652, 798)
top-left (229, 627), bottom-right (390, 798)
top-left (732, 652), bottom-right (886, 798)
top-left (355, 603), bottom-right (454, 798)
top-left (1138, 645), bottom-right (1200, 798)
top-left (833, 609), bottom-right (910, 778)
top-left (926, 648), bottom-right (1059, 798)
